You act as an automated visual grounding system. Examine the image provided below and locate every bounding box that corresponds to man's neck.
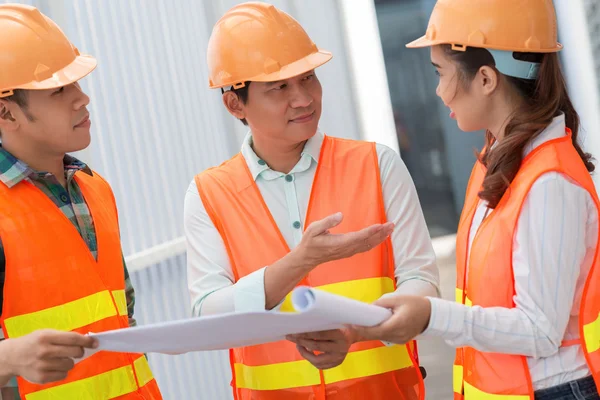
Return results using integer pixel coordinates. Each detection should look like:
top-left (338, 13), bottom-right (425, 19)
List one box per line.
top-left (2, 141), bottom-right (66, 186)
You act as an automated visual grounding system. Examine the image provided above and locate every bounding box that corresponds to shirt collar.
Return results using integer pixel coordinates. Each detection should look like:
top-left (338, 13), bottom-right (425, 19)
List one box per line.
top-left (0, 146), bottom-right (92, 188)
top-left (524, 113), bottom-right (566, 156)
top-left (489, 114), bottom-right (566, 155)
top-left (241, 129), bottom-right (325, 181)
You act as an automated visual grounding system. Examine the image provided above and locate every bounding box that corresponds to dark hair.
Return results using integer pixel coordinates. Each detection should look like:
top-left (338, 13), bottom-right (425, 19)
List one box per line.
top-left (222, 82), bottom-right (251, 126)
top-left (4, 89), bottom-right (29, 109)
top-left (442, 44), bottom-right (594, 208)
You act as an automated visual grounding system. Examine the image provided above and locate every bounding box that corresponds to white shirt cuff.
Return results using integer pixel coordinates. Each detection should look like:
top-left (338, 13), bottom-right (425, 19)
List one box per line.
top-left (233, 267), bottom-right (268, 312)
top-left (421, 297), bottom-right (466, 338)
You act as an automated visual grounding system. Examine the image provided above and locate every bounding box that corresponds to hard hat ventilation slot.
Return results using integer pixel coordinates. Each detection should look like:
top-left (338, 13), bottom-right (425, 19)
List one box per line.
top-left (451, 43), bottom-right (467, 52)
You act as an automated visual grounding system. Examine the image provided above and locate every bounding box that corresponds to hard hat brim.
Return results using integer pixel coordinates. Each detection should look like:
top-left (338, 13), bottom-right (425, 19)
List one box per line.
top-left (210, 49), bottom-right (333, 89)
top-left (406, 35), bottom-right (563, 53)
top-left (15, 54), bottom-right (97, 91)
top-left (405, 35), bottom-right (433, 49)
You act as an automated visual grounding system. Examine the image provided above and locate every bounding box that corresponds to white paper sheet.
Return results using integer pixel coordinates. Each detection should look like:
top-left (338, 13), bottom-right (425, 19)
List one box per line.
top-left (80, 286), bottom-right (392, 360)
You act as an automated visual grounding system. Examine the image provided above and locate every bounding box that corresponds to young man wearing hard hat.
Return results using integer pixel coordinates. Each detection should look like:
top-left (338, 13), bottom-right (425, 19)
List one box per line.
top-left (0, 4), bottom-right (162, 399)
top-left (185, 2), bottom-right (439, 399)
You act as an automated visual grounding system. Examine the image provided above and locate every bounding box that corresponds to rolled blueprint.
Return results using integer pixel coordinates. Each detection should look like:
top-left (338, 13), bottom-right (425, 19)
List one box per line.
top-left (292, 286), bottom-right (392, 326)
top-left (79, 286), bottom-right (394, 361)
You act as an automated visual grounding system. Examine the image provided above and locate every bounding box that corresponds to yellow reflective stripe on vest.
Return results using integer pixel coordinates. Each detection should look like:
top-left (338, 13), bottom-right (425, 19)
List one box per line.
top-left (455, 288), bottom-right (473, 307)
top-left (235, 359), bottom-right (321, 390)
top-left (235, 344), bottom-right (413, 390)
top-left (112, 290), bottom-right (128, 317)
top-left (5, 289), bottom-right (127, 338)
top-left (453, 365), bottom-right (463, 394)
top-left (26, 356), bottom-right (153, 400)
top-left (134, 356), bottom-right (155, 387)
top-left (583, 312), bottom-right (600, 353)
top-left (279, 277), bottom-right (395, 312)
top-left (463, 381), bottom-right (529, 400)
top-left (323, 344), bottom-right (412, 384)
top-left (236, 277), bottom-right (405, 390)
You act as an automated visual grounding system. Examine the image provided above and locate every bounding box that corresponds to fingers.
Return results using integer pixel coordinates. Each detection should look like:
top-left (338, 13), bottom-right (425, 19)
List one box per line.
top-left (373, 295), bottom-right (403, 309)
top-left (42, 371), bottom-right (69, 383)
top-left (295, 345), bottom-right (345, 370)
top-left (44, 344), bottom-right (86, 359)
top-left (296, 344), bottom-right (321, 364)
top-left (342, 224), bottom-right (383, 243)
top-left (306, 212), bottom-right (343, 236)
top-left (351, 311), bottom-right (411, 344)
top-left (303, 216), bottom-right (394, 265)
top-left (25, 370), bottom-right (69, 385)
top-left (337, 222), bottom-right (394, 253)
top-left (362, 222), bottom-right (394, 248)
top-left (25, 357), bottom-right (76, 384)
top-left (287, 330), bottom-right (350, 354)
top-left (350, 301), bottom-right (399, 342)
top-left (42, 357), bottom-right (75, 373)
top-left (44, 331), bottom-right (98, 349)
top-left (356, 222), bottom-right (394, 240)
top-left (289, 337), bottom-right (347, 353)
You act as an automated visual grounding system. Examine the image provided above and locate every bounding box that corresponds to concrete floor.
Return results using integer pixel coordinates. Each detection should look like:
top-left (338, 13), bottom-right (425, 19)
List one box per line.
top-left (418, 248), bottom-right (457, 399)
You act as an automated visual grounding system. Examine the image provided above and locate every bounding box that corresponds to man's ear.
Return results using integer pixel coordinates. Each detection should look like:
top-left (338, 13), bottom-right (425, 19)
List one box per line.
top-left (0, 100), bottom-right (19, 133)
top-left (222, 91), bottom-right (246, 120)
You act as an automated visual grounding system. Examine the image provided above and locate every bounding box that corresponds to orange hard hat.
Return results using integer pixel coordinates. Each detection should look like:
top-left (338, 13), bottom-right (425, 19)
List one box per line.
top-left (0, 4), bottom-right (96, 98)
top-left (406, 0), bottom-right (562, 79)
top-left (207, 1), bottom-right (332, 89)
top-left (407, 0), bottom-right (562, 52)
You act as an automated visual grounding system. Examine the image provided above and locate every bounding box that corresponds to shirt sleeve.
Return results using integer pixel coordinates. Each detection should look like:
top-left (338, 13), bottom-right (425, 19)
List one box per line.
top-left (376, 144), bottom-right (440, 298)
top-left (184, 180), bottom-right (269, 316)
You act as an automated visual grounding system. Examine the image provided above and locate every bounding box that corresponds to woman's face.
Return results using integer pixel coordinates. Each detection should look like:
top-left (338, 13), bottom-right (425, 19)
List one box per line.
top-left (430, 45), bottom-right (491, 133)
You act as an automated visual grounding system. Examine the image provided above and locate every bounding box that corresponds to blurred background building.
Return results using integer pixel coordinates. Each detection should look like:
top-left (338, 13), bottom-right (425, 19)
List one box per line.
top-left (0, 0), bottom-right (598, 398)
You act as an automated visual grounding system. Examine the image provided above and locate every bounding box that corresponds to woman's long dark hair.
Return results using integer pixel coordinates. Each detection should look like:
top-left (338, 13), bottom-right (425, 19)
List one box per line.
top-left (442, 45), bottom-right (594, 208)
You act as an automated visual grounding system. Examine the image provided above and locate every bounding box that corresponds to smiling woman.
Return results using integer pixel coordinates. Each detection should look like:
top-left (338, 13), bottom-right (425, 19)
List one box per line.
top-left (360, 1), bottom-right (600, 400)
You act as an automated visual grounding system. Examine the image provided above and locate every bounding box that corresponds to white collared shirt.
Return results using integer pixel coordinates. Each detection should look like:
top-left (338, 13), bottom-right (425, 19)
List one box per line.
top-left (423, 115), bottom-right (599, 390)
top-left (185, 130), bottom-right (440, 316)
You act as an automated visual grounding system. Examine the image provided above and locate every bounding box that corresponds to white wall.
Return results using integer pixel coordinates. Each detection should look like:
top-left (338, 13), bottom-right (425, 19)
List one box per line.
top-left (555, 0), bottom-right (600, 189)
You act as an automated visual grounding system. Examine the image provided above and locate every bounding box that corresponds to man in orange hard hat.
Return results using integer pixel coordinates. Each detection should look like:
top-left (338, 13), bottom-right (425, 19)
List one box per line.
top-left (185, 2), bottom-right (440, 399)
top-left (0, 4), bottom-right (162, 399)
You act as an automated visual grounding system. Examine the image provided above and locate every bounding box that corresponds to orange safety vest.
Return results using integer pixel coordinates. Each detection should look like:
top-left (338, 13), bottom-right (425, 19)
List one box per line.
top-left (0, 171), bottom-right (162, 400)
top-left (196, 135), bottom-right (425, 400)
top-left (453, 130), bottom-right (600, 399)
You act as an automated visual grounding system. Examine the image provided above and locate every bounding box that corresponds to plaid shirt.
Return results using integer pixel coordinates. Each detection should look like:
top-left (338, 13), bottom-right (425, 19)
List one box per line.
top-left (0, 147), bottom-right (136, 396)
